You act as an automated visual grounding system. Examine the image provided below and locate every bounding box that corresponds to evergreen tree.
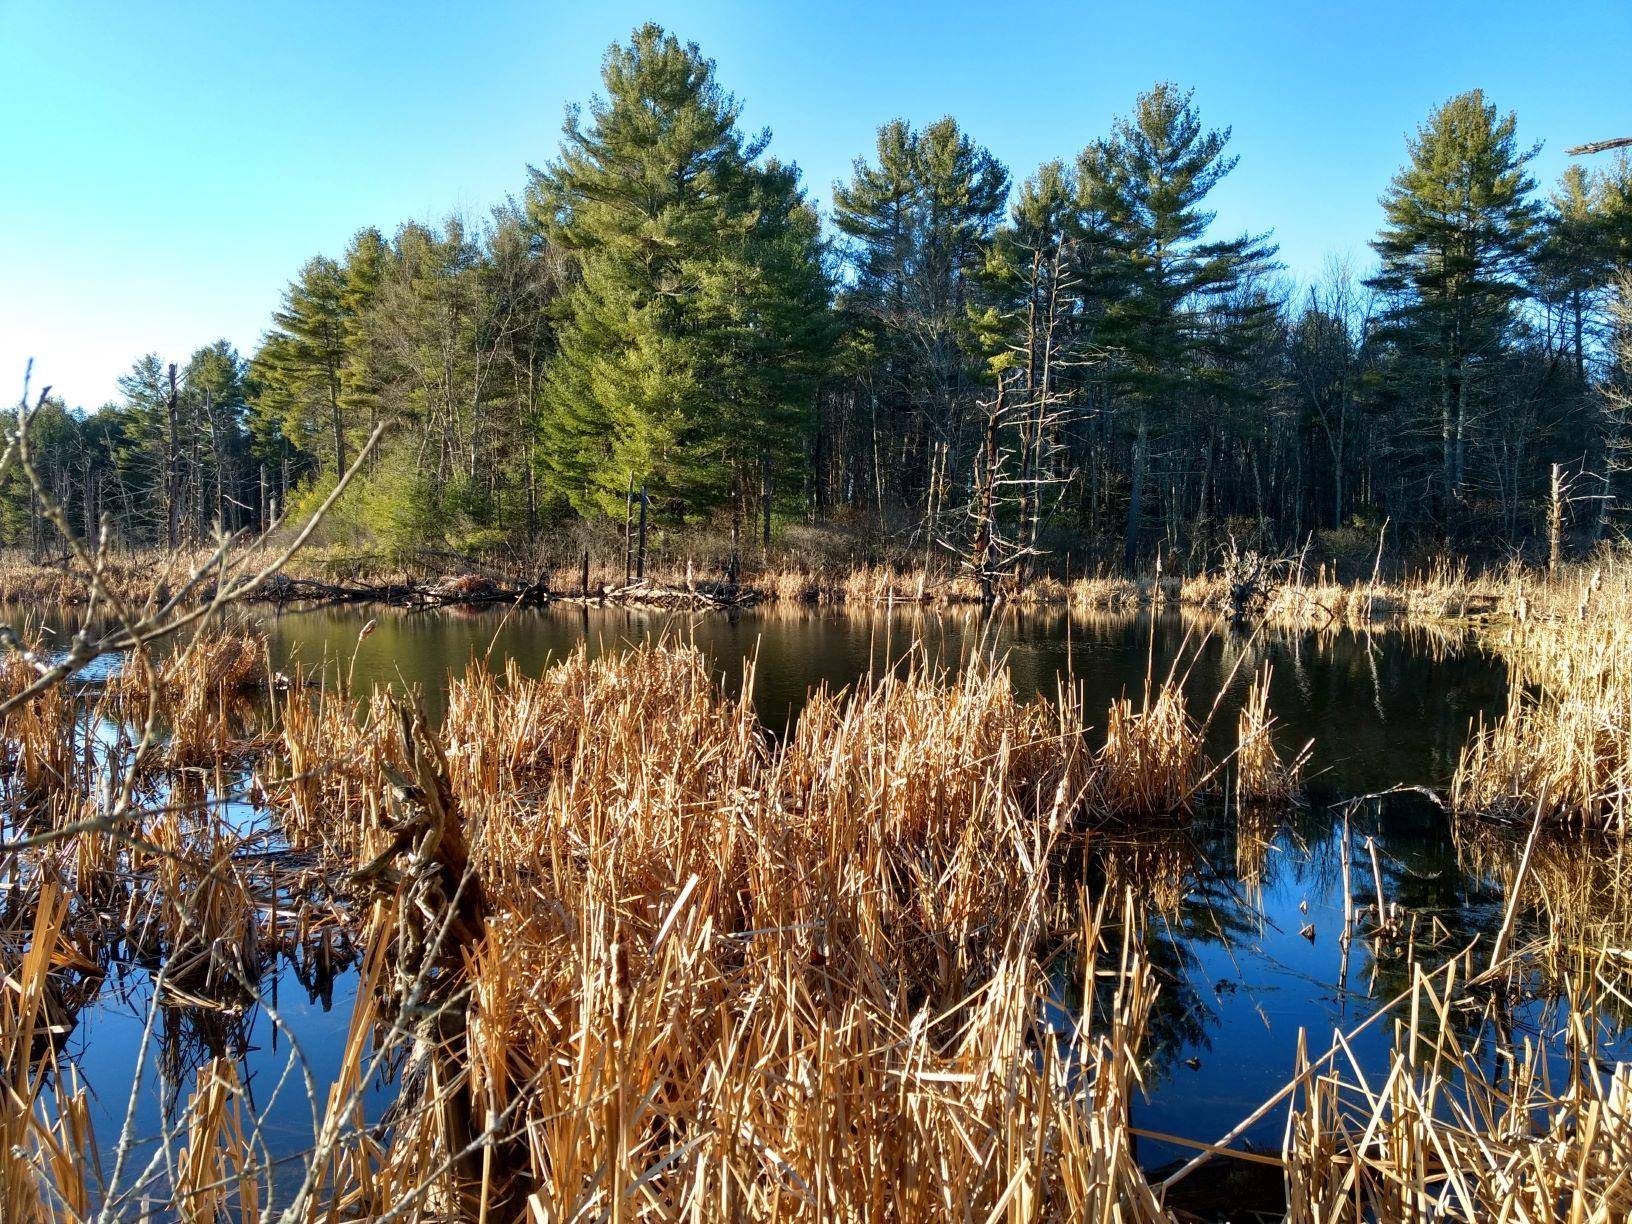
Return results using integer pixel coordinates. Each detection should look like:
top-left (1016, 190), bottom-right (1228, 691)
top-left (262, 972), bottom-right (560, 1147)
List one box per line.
top-left (339, 227), bottom-right (389, 444)
top-left (180, 340), bottom-right (249, 535)
top-left (1075, 83), bottom-right (1277, 567)
top-left (833, 117), bottom-right (1008, 504)
top-left (531, 23), bottom-right (826, 521)
top-left (1368, 90), bottom-right (1540, 531)
top-left (0, 397), bottom-right (75, 554)
top-left (697, 158), bottom-right (833, 541)
top-left (252, 256), bottom-right (350, 477)
top-left (60, 32), bottom-right (1632, 573)
top-left (113, 353), bottom-right (173, 543)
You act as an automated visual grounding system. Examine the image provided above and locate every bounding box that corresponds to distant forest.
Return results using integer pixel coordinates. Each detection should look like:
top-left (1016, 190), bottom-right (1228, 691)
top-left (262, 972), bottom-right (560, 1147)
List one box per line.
top-left (12, 23), bottom-right (1632, 577)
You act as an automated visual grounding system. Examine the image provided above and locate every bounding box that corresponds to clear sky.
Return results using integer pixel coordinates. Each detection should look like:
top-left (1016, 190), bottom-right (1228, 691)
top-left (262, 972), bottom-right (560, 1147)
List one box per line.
top-left (3, 0), bottom-right (1628, 410)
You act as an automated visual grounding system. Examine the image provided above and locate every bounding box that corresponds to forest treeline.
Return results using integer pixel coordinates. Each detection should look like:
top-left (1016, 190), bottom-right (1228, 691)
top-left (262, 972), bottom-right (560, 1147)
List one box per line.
top-left (12, 24), bottom-right (1632, 578)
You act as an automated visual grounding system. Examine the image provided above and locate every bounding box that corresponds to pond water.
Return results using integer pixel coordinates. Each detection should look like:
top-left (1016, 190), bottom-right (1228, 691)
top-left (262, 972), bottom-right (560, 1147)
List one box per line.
top-left (37, 604), bottom-right (1632, 1208)
top-left (263, 603), bottom-right (1496, 794)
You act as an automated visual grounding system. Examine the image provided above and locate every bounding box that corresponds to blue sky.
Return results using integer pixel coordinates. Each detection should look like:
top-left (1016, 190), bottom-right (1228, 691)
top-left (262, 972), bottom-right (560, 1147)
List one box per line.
top-left (2, 0), bottom-right (1628, 409)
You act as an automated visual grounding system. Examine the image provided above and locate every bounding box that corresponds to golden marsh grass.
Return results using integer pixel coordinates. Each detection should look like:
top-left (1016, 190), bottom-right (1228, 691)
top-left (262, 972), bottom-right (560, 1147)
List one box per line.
top-left (2, 609), bottom-right (1631, 1219)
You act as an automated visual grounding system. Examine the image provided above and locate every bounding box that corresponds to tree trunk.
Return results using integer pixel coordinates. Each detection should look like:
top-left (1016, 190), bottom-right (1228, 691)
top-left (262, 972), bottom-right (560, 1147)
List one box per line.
top-left (1548, 462), bottom-right (1565, 575)
top-left (761, 460), bottom-right (772, 552)
top-left (623, 472), bottom-right (635, 585)
top-left (1123, 418), bottom-right (1148, 575)
top-left (636, 485), bottom-right (649, 581)
top-left (975, 388), bottom-right (1002, 601)
top-left (165, 363), bottom-right (180, 552)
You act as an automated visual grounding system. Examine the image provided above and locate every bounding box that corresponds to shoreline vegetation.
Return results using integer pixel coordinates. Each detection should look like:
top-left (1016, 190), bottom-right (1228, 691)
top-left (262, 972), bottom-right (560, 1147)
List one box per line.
top-left (1, 544), bottom-right (1630, 1217)
top-left (0, 544), bottom-right (1517, 624)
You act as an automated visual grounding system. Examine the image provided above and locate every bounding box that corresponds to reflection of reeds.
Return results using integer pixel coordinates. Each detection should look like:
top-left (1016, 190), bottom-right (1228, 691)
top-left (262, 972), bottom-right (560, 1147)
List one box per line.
top-left (1234, 804), bottom-right (1280, 909)
top-left (0, 623), bottom-right (364, 1217)
top-left (133, 802), bottom-right (261, 999)
top-left (1284, 962), bottom-right (1632, 1221)
top-left (1093, 819), bottom-right (1197, 916)
top-left (1456, 815), bottom-right (1632, 1001)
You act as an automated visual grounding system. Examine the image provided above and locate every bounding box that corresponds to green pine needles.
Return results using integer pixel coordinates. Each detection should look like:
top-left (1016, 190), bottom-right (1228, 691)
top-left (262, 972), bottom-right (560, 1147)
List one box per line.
top-left (530, 24), bottom-right (831, 521)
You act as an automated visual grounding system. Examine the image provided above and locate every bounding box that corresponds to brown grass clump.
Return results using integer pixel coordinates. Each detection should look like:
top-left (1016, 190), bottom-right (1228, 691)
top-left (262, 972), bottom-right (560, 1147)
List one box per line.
top-left (1454, 561), bottom-right (1632, 830)
top-left (292, 643), bottom-right (1172, 1219)
top-left (1070, 574), bottom-right (1159, 609)
top-left (20, 611), bottom-right (1632, 1221)
top-left (1454, 690), bottom-right (1632, 828)
top-left (1181, 559), bottom-right (1504, 628)
top-left (1097, 681), bottom-right (1207, 815)
top-left (0, 880), bottom-right (107, 1222)
top-left (107, 625), bottom-right (271, 766)
top-left (1, 665), bottom-right (83, 809)
top-left (840, 563), bottom-right (919, 603)
top-left (1235, 664), bottom-right (1309, 806)
top-left (270, 681), bottom-right (408, 858)
top-left (0, 555), bottom-right (126, 608)
top-left (1008, 572), bottom-right (1069, 604)
top-left (0, 548), bottom-right (227, 609)
top-left (0, 625), bottom-right (76, 805)
top-left (1284, 962), bottom-right (1632, 1222)
top-left (173, 1058), bottom-right (260, 1222)
top-left (774, 657), bottom-right (1089, 992)
top-left (112, 625), bottom-right (267, 701)
top-left (447, 643), bottom-right (758, 809)
top-left (766, 564), bottom-right (824, 603)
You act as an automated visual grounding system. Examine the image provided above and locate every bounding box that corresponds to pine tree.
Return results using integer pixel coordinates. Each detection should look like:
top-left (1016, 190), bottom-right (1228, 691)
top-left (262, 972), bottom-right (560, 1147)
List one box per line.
top-left (1076, 83), bottom-right (1276, 568)
top-left (180, 340), bottom-right (249, 535)
top-left (1368, 90), bottom-right (1540, 531)
top-left (339, 227), bottom-right (389, 445)
top-left (531, 23), bottom-right (826, 521)
top-left (113, 354), bottom-right (172, 543)
top-left (1595, 156), bottom-right (1632, 276)
top-left (696, 158), bottom-right (833, 546)
top-left (832, 120), bottom-right (918, 326)
top-left (252, 256), bottom-right (350, 477)
top-left (833, 118), bottom-right (1008, 502)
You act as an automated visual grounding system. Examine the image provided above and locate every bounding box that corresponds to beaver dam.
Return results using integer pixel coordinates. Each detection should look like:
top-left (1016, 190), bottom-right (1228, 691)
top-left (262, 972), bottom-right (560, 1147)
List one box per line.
top-left (3, 588), bottom-right (1631, 1221)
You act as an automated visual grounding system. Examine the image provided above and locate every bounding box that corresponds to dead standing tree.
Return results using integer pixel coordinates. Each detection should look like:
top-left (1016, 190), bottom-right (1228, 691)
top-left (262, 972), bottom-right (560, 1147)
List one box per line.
top-left (1012, 236), bottom-right (1081, 581)
top-left (1546, 458), bottom-right (1615, 574)
top-left (961, 368), bottom-right (1074, 601)
top-left (967, 377), bottom-right (1007, 601)
top-left (951, 232), bottom-right (1082, 601)
top-left (1220, 534), bottom-right (1287, 625)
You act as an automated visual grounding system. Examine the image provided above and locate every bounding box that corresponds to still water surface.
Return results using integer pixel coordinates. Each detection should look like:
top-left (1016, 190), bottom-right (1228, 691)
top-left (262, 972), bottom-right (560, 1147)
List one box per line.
top-left (55, 605), bottom-right (1627, 1199)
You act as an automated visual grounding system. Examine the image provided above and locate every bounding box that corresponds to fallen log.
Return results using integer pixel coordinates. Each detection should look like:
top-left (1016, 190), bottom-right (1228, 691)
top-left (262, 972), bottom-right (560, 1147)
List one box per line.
top-left (598, 578), bottom-right (758, 610)
top-left (230, 571), bottom-right (759, 611)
